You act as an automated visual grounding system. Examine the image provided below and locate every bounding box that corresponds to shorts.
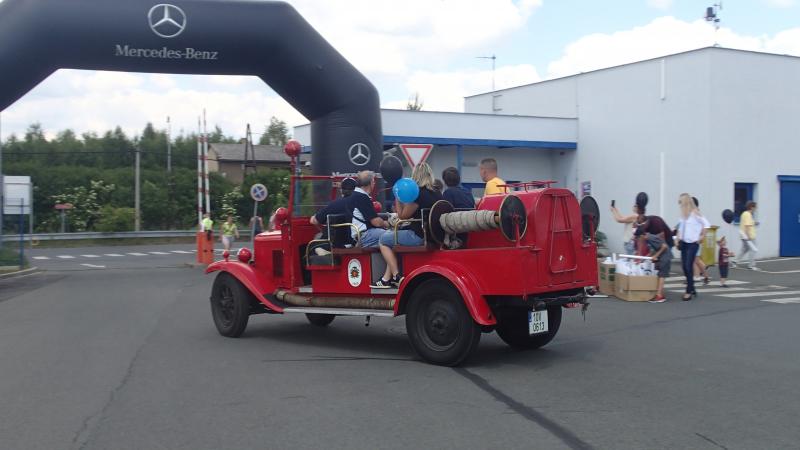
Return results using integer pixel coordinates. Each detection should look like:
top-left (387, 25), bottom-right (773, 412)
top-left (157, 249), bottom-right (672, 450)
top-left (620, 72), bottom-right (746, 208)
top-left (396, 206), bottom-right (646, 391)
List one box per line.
top-left (359, 228), bottom-right (386, 248)
top-left (379, 229), bottom-right (424, 248)
top-left (719, 264), bottom-right (729, 278)
top-left (222, 235), bottom-right (235, 247)
top-left (656, 249), bottom-right (672, 278)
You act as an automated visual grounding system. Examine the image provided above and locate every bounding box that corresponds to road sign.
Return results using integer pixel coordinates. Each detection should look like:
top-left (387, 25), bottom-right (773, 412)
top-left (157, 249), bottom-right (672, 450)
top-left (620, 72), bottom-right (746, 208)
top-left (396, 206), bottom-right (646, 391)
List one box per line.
top-left (250, 184), bottom-right (268, 202)
top-left (399, 144), bottom-right (433, 168)
top-left (54, 203), bottom-right (74, 210)
top-left (4, 176), bottom-right (32, 215)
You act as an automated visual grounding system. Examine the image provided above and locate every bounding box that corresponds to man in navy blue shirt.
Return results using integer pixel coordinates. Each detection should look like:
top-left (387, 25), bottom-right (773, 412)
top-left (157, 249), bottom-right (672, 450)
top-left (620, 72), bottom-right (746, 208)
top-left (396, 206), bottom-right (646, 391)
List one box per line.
top-left (442, 167), bottom-right (475, 209)
top-left (346, 171), bottom-right (388, 247)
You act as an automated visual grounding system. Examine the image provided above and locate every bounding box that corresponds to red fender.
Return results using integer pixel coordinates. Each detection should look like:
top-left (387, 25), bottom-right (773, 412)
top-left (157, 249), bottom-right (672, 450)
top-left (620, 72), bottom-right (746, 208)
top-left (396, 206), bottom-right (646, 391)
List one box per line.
top-left (206, 261), bottom-right (282, 312)
top-left (396, 262), bottom-right (496, 326)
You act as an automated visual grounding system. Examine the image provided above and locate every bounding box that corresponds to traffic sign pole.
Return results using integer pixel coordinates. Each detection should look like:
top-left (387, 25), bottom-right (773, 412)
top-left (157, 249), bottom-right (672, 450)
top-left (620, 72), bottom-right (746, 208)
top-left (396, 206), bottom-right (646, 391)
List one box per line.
top-left (249, 184), bottom-right (268, 245)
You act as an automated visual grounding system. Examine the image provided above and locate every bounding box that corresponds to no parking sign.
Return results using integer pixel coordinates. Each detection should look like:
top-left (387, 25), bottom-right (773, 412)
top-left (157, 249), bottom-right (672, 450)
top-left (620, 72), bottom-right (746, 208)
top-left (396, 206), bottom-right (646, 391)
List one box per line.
top-left (250, 184), bottom-right (268, 202)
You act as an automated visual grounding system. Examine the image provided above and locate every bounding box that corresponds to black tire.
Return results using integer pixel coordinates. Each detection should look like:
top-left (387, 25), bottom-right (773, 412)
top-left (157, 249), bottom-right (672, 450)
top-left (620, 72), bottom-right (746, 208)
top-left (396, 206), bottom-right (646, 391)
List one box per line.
top-left (495, 306), bottom-right (562, 350)
top-left (210, 272), bottom-right (252, 337)
top-left (405, 279), bottom-right (481, 366)
top-left (306, 313), bottom-right (335, 327)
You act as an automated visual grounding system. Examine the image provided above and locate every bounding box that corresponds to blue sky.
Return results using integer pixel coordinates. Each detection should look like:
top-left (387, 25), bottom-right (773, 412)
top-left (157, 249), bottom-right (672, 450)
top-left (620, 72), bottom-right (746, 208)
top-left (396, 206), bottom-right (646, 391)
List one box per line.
top-left (0, 0), bottom-right (798, 141)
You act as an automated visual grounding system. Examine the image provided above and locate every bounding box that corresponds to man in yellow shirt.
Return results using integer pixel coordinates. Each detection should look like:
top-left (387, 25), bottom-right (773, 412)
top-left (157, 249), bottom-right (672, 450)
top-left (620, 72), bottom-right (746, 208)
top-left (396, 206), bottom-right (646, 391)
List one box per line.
top-left (737, 201), bottom-right (759, 270)
top-left (480, 158), bottom-right (506, 196)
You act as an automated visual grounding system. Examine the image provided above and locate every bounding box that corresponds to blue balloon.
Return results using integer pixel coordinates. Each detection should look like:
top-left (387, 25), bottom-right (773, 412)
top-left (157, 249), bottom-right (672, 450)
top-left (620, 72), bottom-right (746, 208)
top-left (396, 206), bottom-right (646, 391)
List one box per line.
top-left (392, 177), bottom-right (419, 203)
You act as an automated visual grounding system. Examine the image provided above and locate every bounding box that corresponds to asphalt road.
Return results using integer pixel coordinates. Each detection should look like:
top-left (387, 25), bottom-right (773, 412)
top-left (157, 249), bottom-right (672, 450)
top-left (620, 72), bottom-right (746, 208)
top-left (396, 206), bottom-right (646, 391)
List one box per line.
top-left (1, 245), bottom-right (799, 449)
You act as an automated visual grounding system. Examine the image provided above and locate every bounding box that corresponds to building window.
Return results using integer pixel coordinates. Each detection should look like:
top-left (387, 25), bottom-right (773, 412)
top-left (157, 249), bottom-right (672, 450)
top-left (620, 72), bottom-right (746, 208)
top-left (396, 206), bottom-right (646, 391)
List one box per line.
top-left (734, 182), bottom-right (756, 223)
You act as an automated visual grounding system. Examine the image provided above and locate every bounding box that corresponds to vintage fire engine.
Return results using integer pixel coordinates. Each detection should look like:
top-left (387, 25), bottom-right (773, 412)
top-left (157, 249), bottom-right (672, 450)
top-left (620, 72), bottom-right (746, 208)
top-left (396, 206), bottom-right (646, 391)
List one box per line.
top-left (206, 141), bottom-right (600, 366)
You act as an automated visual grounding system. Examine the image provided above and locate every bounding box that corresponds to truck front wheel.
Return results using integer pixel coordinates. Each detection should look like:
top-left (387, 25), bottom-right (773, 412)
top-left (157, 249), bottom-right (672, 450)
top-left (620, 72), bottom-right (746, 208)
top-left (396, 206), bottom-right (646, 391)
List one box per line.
top-left (406, 279), bottom-right (481, 366)
top-left (210, 273), bottom-right (251, 337)
top-left (495, 306), bottom-right (562, 350)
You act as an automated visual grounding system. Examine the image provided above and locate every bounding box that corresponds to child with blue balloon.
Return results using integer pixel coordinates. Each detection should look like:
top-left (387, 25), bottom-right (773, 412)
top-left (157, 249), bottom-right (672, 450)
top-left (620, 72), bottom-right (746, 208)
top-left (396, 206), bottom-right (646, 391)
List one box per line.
top-left (372, 163), bottom-right (443, 288)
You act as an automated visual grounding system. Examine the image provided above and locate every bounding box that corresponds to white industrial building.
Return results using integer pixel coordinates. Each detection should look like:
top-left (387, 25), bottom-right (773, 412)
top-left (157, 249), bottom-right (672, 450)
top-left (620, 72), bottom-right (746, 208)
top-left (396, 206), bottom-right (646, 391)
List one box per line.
top-left (296, 47), bottom-right (800, 258)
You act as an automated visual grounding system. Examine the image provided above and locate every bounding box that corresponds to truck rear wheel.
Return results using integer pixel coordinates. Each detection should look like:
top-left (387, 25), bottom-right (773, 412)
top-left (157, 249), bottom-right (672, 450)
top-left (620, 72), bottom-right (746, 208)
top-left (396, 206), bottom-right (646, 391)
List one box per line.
top-left (306, 313), bottom-right (335, 327)
top-left (495, 306), bottom-right (562, 350)
top-left (406, 279), bottom-right (481, 366)
top-left (210, 272), bottom-right (251, 337)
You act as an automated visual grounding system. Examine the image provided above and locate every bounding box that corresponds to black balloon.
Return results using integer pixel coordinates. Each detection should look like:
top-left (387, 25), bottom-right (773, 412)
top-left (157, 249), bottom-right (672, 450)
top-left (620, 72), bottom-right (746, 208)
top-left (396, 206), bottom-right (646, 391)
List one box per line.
top-left (722, 209), bottom-right (734, 224)
top-left (379, 156), bottom-right (404, 185)
top-left (0, 0), bottom-right (381, 176)
top-left (636, 192), bottom-right (649, 208)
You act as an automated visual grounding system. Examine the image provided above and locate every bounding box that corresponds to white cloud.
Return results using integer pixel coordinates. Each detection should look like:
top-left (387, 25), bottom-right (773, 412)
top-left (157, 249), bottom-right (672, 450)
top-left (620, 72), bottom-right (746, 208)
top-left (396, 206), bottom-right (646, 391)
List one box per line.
top-left (647, 0), bottom-right (673, 10)
top-left (763, 0), bottom-right (796, 7)
top-left (546, 17), bottom-right (800, 79)
top-left (385, 64), bottom-right (541, 111)
top-left (289, 0), bottom-right (542, 74)
top-left (1, 70), bottom-right (306, 140)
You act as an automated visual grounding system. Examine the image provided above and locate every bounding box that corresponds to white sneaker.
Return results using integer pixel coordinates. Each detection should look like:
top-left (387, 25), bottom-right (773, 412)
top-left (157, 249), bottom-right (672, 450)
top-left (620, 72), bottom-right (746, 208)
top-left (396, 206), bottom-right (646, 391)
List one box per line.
top-left (314, 247), bottom-right (331, 256)
top-left (750, 267), bottom-right (762, 271)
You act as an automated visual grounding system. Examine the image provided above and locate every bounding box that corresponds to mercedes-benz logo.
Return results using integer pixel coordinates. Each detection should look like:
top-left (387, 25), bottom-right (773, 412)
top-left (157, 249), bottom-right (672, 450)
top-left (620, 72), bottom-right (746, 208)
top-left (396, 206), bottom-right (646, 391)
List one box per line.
top-left (348, 143), bottom-right (371, 167)
top-left (148, 4), bottom-right (187, 39)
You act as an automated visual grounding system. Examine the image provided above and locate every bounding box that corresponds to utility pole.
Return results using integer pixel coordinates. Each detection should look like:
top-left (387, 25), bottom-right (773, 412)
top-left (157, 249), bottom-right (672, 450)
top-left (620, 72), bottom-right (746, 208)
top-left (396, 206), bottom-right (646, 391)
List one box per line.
top-left (134, 145), bottom-right (141, 232)
top-left (166, 116), bottom-right (172, 173)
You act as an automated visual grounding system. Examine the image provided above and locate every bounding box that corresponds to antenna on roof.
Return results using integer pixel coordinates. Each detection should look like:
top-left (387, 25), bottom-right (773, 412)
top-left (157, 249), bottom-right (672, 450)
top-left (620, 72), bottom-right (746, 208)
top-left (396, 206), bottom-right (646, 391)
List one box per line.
top-left (244, 123), bottom-right (257, 177)
top-left (704, 3), bottom-right (723, 46)
top-left (476, 54), bottom-right (497, 91)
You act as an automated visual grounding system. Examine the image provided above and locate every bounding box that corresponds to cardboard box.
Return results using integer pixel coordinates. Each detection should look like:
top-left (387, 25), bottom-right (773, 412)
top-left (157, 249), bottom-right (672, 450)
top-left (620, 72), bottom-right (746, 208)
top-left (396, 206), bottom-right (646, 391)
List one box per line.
top-left (615, 273), bottom-right (658, 302)
top-left (598, 260), bottom-right (616, 296)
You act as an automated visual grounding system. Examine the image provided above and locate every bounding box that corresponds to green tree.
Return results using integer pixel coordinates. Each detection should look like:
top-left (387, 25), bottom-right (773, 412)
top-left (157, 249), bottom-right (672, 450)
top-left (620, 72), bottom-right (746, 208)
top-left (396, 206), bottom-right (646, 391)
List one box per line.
top-left (50, 180), bottom-right (116, 231)
top-left (259, 116), bottom-right (290, 146)
top-left (406, 93), bottom-right (424, 111)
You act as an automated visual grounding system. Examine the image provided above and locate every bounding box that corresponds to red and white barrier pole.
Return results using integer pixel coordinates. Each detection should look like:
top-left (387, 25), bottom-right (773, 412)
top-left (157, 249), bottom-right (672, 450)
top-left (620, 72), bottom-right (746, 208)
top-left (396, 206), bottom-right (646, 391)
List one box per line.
top-left (197, 117), bottom-right (204, 225)
top-left (203, 109), bottom-right (211, 216)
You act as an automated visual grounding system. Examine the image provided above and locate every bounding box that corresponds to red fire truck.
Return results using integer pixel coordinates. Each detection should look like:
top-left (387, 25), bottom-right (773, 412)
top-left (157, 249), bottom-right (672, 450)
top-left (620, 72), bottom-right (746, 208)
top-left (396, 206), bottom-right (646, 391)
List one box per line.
top-left (206, 141), bottom-right (599, 366)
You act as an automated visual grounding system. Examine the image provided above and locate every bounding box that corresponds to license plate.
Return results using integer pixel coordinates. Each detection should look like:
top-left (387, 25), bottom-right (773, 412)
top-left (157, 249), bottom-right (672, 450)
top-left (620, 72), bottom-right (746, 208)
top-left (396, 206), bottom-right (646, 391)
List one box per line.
top-left (528, 310), bottom-right (549, 335)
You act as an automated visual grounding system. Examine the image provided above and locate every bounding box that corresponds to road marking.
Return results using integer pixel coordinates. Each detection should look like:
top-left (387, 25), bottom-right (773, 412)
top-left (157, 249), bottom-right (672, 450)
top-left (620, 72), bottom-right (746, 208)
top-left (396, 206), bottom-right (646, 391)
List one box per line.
top-left (750, 269), bottom-right (800, 274)
top-left (127, 252), bottom-right (148, 256)
top-left (80, 264), bottom-right (106, 269)
top-left (104, 254), bottom-right (124, 257)
top-left (719, 290), bottom-right (800, 299)
top-left (762, 297), bottom-right (800, 304)
top-left (57, 255), bottom-right (76, 259)
top-left (149, 251), bottom-right (170, 255)
top-left (663, 280), bottom-right (750, 288)
top-left (170, 250), bottom-right (192, 254)
top-left (32, 256), bottom-right (50, 260)
top-left (81, 255), bottom-right (100, 258)
top-left (752, 257), bottom-right (800, 263)
top-left (668, 287), bottom-right (755, 294)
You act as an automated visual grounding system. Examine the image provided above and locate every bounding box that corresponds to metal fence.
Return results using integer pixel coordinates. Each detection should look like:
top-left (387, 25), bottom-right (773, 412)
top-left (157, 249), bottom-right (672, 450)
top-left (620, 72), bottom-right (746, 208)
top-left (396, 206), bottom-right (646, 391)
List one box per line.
top-left (16, 230), bottom-right (196, 242)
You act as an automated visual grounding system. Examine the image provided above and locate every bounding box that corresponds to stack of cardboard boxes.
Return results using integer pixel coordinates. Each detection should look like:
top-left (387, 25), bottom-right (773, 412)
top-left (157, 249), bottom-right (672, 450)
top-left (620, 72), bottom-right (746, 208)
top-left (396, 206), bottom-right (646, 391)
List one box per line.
top-left (597, 257), bottom-right (659, 302)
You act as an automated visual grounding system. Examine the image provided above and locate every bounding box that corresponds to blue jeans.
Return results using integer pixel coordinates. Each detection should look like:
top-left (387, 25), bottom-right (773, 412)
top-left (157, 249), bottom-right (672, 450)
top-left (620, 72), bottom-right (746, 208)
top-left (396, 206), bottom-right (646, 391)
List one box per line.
top-left (359, 228), bottom-right (386, 248)
top-left (681, 242), bottom-right (699, 294)
top-left (379, 229), bottom-right (423, 248)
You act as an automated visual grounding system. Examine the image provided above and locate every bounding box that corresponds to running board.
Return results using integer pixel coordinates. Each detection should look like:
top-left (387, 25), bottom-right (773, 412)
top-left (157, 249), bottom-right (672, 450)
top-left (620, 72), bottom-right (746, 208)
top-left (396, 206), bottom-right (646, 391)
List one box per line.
top-left (282, 307), bottom-right (395, 317)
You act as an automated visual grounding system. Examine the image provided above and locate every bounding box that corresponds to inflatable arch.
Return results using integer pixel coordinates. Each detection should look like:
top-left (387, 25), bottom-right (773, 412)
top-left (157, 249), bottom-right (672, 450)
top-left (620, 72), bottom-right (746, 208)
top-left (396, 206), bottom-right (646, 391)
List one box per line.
top-left (0, 0), bottom-right (382, 175)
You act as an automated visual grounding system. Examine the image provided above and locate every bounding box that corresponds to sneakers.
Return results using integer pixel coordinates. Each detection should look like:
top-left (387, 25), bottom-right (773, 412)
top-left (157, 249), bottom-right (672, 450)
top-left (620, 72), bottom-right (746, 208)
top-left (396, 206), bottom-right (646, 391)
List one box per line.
top-left (370, 274), bottom-right (404, 289)
top-left (648, 295), bottom-right (666, 303)
top-left (371, 278), bottom-right (394, 289)
top-left (720, 284), bottom-right (729, 288)
top-left (750, 267), bottom-right (762, 271)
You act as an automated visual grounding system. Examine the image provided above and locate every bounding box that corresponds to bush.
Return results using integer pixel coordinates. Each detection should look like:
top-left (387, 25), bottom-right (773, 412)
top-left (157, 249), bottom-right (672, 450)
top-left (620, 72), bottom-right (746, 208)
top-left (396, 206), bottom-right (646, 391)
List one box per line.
top-left (95, 206), bottom-right (135, 232)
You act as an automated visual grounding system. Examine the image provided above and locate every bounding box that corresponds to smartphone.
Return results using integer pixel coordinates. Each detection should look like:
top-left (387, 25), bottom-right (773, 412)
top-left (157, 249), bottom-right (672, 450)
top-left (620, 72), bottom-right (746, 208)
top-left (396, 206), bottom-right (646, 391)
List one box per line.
top-left (611, 200), bottom-right (616, 207)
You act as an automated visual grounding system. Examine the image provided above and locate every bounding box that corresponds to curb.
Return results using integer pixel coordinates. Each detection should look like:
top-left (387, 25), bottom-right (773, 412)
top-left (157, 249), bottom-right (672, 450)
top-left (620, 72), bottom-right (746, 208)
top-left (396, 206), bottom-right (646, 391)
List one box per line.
top-left (0, 266), bottom-right (40, 280)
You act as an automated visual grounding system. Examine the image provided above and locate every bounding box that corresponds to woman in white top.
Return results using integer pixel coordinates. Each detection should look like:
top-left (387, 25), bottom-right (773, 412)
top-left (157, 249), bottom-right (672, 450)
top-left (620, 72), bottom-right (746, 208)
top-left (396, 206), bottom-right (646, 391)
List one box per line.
top-left (611, 203), bottom-right (640, 254)
top-left (677, 193), bottom-right (710, 300)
